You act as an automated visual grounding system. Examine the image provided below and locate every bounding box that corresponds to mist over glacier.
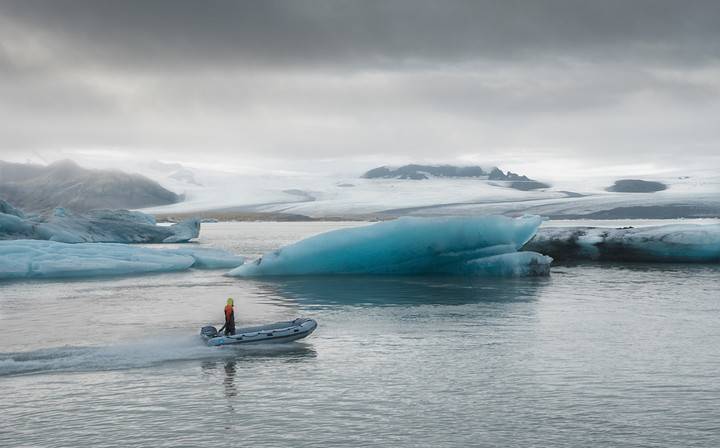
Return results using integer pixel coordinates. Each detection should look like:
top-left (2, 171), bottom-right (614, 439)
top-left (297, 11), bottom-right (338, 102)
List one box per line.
top-left (9, 156), bottom-right (716, 221)
top-left (127, 159), bottom-right (720, 221)
top-left (229, 215), bottom-right (552, 277)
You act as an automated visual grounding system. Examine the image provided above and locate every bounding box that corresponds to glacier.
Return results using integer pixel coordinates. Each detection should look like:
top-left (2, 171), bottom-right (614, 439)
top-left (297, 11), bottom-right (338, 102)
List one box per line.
top-left (228, 215), bottom-right (552, 277)
top-left (0, 240), bottom-right (247, 279)
top-left (522, 223), bottom-right (720, 262)
top-left (0, 204), bottom-right (200, 243)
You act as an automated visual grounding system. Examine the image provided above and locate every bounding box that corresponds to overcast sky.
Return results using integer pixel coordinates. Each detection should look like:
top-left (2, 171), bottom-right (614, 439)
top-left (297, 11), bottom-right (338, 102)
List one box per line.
top-left (1, 0), bottom-right (719, 179)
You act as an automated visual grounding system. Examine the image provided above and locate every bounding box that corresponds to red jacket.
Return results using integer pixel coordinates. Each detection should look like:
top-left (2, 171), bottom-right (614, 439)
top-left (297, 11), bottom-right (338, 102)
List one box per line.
top-left (224, 304), bottom-right (234, 323)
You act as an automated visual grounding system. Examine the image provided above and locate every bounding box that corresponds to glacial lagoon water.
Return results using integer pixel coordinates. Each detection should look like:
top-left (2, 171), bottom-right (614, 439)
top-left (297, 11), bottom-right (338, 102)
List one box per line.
top-left (1, 222), bottom-right (719, 447)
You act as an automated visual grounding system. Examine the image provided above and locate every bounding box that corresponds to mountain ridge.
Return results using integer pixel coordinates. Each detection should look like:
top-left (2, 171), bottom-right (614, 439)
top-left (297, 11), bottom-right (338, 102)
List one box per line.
top-left (0, 159), bottom-right (183, 214)
top-left (361, 164), bottom-right (550, 190)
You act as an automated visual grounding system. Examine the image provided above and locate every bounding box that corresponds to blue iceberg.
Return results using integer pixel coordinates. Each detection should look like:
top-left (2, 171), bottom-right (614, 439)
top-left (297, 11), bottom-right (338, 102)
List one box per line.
top-left (523, 223), bottom-right (720, 262)
top-left (0, 240), bottom-right (247, 279)
top-left (0, 204), bottom-right (200, 243)
top-left (228, 215), bottom-right (552, 277)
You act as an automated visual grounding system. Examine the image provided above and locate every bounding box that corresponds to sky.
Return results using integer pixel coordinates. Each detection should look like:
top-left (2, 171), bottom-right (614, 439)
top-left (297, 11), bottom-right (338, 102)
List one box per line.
top-left (1, 0), bottom-right (719, 179)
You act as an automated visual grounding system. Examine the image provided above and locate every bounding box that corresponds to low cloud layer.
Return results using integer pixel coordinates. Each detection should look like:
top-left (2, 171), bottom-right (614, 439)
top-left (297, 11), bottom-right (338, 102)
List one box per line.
top-left (1, 0), bottom-right (719, 177)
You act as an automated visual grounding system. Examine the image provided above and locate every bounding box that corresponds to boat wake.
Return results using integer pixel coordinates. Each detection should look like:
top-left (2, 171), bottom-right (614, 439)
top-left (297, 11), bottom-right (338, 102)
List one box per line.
top-left (0, 335), bottom-right (315, 377)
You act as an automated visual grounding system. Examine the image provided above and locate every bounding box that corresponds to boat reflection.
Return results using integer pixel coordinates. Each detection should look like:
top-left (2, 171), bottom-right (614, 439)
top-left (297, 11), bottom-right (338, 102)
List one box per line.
top-left (200, 344), bottom-right (317, 422)
top-left (200, 344), bottom-right (317, 370)
top-left (223, 361), bottom-right (237, 398)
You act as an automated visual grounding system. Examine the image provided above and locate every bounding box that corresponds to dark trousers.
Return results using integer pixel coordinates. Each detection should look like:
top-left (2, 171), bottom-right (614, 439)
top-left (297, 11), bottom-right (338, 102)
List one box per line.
top-left (225, 320), bottom-right (235, 335)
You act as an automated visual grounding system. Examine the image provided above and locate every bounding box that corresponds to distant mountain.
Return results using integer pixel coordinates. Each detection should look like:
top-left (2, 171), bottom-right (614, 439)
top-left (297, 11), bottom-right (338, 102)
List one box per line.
top-left (363, 165), bottom-right (492, 180)
top-left (605, 179), bottom-right (667, 193)
top-left (361, 164), bottom-right (549, 189)
top-left (0, 159), bottom-right (183, 214)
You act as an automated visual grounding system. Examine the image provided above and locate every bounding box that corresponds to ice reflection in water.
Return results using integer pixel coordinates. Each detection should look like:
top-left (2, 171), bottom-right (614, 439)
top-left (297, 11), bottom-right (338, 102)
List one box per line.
top-left (246, 274), bottom-right (549, 308)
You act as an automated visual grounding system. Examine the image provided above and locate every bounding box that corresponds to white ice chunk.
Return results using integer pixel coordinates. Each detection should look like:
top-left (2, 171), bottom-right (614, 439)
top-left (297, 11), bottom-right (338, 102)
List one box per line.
top-left (53, 207), bottom-right (71, 217)
top-left (229, 215), bottom-right (547, 276)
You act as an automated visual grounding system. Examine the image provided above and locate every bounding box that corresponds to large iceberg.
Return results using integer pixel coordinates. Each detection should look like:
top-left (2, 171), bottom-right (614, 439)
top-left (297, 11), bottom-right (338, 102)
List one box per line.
top-left (228, 215), bottom-right (552, 277)
top-left (0, 240), bottom-right (247, 279)
top-left (0, 204), bottom-right (200, 243)
top-left (522, 223), bottom-right (720, 262)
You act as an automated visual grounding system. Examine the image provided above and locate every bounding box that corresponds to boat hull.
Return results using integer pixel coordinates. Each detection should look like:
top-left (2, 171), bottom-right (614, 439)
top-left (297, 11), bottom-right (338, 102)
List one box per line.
top-left (201, 318), bottom-right (317, 346)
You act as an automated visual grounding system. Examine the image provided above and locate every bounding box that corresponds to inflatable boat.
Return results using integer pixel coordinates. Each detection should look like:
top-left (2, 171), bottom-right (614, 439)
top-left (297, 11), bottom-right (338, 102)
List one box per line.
top-left (201, 317), bottom-right (317, 346)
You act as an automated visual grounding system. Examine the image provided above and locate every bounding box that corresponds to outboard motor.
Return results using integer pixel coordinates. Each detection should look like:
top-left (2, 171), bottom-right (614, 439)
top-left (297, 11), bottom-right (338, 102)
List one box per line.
top-left (201, 326), bottom-right (218, 339)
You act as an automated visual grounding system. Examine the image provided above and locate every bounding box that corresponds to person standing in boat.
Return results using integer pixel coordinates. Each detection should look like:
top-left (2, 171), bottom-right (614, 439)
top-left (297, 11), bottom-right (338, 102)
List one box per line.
top-left (223, 298), bottom-right (236, 336)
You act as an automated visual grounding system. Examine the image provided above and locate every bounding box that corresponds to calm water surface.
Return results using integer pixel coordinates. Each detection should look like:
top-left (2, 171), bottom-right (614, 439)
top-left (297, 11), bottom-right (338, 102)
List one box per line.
top-left (1, 222), bottom-right (719, 447)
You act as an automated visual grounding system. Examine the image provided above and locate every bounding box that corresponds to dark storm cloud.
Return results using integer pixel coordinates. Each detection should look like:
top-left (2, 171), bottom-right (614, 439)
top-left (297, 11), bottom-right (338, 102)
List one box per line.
top-left (3, 0), bottom-right (720, 70)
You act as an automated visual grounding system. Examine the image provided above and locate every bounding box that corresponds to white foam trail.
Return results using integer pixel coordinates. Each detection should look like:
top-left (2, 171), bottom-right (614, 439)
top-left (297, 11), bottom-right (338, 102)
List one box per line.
top-left (0, 335), bottom-right (214, 376)
top-left (0, 335), bottom-right (315, 376)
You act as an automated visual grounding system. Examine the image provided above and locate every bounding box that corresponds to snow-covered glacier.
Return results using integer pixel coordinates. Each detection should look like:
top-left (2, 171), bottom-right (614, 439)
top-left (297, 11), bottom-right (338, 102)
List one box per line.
top-left (228, 215), bottom-right (552, 277)
top-left (0, 240), bottom-right (247, 279)
top-left (523, 223), bottom-right (720, 262)
top-left (0, 206), bottom-right (200, 243)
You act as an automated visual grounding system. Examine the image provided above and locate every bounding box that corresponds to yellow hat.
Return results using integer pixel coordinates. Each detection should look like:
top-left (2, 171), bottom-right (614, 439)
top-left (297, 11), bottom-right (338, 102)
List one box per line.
top-left (227, 298), bottom-right (234, 305)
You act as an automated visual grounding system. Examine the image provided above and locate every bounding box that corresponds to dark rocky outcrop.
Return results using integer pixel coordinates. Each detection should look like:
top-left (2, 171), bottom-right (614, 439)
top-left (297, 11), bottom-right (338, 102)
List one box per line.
top-left (606, 179), bottom-right (667, 193)
top-left (363, 164), bottom-right (491, 180)
top-left (509, 180), bottom-right (552, 191)
top-left (362, 164), bottom-right (549, 190)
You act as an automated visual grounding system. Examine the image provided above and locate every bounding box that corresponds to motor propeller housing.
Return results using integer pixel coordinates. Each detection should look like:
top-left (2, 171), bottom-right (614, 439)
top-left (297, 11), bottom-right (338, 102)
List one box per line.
top-left (200, 326), bottom-right (218, 338)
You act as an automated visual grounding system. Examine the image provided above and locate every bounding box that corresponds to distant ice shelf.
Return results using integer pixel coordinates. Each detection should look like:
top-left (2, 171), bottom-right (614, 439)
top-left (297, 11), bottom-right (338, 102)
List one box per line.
top-left (228, 215), bottom-right (552, 277)
top-left (0, 240), bottom-right (247, 279)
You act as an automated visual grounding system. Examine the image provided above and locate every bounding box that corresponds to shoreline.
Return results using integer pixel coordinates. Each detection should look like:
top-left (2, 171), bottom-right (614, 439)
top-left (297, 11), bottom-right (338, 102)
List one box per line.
top-left (153, 211), bottom-right (396, 223)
